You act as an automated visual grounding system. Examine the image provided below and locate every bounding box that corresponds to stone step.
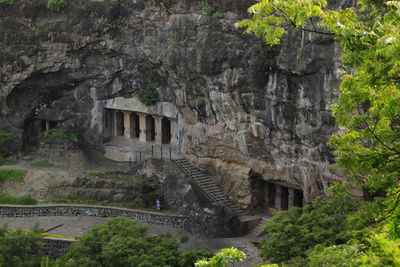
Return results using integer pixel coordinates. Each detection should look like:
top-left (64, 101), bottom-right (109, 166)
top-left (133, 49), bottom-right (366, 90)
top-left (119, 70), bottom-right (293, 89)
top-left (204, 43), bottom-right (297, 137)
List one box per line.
top-left (202, 187), bottom-right (223, 193)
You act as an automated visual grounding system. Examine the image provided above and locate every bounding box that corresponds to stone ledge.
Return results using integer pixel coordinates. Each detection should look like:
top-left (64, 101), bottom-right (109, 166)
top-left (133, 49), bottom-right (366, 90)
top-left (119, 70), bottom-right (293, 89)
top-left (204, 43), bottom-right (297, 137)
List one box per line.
top-left (0, 204), bottom-right (184, 229)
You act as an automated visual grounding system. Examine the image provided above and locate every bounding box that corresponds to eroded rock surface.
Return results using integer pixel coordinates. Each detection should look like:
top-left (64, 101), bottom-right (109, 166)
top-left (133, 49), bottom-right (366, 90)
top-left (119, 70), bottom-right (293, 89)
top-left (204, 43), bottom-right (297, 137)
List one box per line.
top-left (0, 0), bottom-right (345, 207)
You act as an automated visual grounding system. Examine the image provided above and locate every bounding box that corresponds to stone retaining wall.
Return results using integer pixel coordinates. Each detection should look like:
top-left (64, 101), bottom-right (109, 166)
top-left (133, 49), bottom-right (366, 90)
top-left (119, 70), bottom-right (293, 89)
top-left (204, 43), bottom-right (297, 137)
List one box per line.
top-left (0, 204), bottom-right (184, 229)
top-left (43, 237), bottom-right (75, 258)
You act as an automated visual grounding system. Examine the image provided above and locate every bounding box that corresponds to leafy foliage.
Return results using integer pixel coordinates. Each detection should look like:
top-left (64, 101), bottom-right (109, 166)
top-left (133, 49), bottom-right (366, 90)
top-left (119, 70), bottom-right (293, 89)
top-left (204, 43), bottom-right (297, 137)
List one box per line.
top-left (60, 217), bottom-right (211, 267)
top-left (238, 3), bottom-right (400, 265)
top-left (0, 129), bottom-right (14, 144)
top-left (259, 194), bottom-right (361, 264)
top-left (307, 244), bottom-right (364, 267)
top-left (47, 0), bottom-right (68, 11)
top-left (237, 0), bottom-right (400, 202)
top-left (137, 89), bottom-right (158, 106)
top-left (201, 2), bottom-right (214, 16)
top-left (0, 227), bottom-right (43, 266)
top-left (360, 230), bottom-right (400, 266)
top-left (195, 247), bottom-right (246, 267)
top-left (0, 169), bottom-right (26, 182)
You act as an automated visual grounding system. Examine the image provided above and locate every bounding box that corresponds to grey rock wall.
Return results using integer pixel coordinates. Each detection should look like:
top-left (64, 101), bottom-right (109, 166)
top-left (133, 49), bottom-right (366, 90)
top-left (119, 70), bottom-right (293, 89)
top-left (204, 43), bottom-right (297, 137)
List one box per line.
top-left (0, 0), bottom-right (343, 206)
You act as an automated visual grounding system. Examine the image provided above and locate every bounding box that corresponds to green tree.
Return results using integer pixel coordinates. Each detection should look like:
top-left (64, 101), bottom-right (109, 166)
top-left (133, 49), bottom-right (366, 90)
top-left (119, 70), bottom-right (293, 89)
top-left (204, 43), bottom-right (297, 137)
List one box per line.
top-left (0, 227), bottom-right (44, 267)
top-left (236, 1), bottom-right (400, 265)
top-left (259, 194), bottom-right (361, 265)
top-left (237, 0), bottom-right (400, 197)
top-left (60, 217), bottom-right (210, 267)
top-left (195, 247), bottom-right (246, 267)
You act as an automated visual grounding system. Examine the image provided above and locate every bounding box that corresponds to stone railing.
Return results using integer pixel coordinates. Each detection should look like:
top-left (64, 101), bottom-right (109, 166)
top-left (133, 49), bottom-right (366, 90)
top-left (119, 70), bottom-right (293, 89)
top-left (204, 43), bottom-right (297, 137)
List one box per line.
top-left (0, 204), bottom-right (185, 229)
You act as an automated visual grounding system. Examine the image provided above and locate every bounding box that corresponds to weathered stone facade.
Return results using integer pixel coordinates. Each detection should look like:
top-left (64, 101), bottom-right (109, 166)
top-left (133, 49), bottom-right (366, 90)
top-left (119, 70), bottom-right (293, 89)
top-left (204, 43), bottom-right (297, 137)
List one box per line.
top-left (0, 0), bottom-right (347, 208)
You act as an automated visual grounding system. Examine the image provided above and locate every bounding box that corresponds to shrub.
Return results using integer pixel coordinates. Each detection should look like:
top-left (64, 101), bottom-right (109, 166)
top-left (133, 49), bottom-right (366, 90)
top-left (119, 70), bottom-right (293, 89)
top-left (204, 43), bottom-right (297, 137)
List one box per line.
top-left (180, 235), bottom-right (190, 243)
top-left (201, 2), bottom-right (214, 16)
top-left (0, 193), bottom-right (37, 205)
top-left (59, 217), bottom-right (209, 267)
top-left (137, 89), bottom-right (158, 106)
top-left (260, 195), bottom-right (362, 264)
top-left (0, 169), bottom-right (26, 182)
top-left (0, 227), bottom-right (43, 266)
top-left (0, 157), bottom-right (13, 166)
top-left (307, 244), bottom-right (364, 267)
top-left (47, 0), bottom-right (68, 11)
top-left (0, 129), bottom-right (13, 143)
top-left (213, 12), bottom-right (223, 19)
top-left (179, 248), bottom-right (213, 266)
top-left (195, 247), bottom-right (246, 267)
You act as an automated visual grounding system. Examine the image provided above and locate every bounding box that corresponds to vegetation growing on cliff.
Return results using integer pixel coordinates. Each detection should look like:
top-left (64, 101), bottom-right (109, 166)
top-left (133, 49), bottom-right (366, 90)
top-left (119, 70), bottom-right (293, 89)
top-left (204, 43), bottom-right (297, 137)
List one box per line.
top-left (137, 88), bottom-right (158, 106)
top-left (237, 0), bottom-right (400, 265)
top-left (47, 0), bottom-right (69, 11)
top-left (0, 169), bottom-right (26, 182)
top-left (42, 130), bottom-right (78, 140)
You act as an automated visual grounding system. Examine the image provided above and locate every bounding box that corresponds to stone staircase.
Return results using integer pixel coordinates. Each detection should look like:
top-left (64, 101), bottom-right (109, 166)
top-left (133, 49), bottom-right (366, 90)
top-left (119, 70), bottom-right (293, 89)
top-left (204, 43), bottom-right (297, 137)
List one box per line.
top-left (249, 217), bottom-right (269, 237)
top-left (172, 158), bottom-right (248, 218)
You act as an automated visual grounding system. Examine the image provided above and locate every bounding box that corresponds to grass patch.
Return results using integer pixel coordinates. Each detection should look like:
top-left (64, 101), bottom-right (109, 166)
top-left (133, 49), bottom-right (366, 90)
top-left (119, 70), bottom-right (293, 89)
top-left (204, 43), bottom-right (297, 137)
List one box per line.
top-left (31, 161), bottom-right (55, 168)
top-left (0, 157), bottom-right (13, 166)
top-left (43, 130), bottom-right (78, 140)
top-left (0, 193), bottom-right (37, 205)
top-left (0, 129), bottom-right (14, 143)
top-left (0, 169), bottom-right (27, 182)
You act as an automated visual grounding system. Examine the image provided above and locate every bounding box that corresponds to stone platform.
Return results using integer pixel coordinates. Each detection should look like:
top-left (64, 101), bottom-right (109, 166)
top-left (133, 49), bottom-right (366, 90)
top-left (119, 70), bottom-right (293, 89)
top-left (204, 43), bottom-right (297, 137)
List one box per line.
top-left (103, 136), bottom-right (183, 162)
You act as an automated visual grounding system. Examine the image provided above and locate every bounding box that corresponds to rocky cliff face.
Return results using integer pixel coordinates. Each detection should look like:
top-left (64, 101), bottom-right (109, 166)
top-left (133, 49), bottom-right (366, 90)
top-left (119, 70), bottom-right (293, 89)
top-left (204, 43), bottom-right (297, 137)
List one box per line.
top-left (0, 0), bottom-right (344, 207)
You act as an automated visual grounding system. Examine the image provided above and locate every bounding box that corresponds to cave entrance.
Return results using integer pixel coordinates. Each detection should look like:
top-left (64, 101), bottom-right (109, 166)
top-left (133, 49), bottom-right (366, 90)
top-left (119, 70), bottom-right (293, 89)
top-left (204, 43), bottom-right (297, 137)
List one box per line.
top-left (145, 115), bottom-right (155, 141)
top-left (266, 182), bottom-right (276, 209)
top-left (131, 113), bottom-right (140, 138)
top-left (280, 186), bottom-right (289, 210)
top-left (249, 170), bottom-right (304, 213)
top-left (116, 111), bottom-right (124, 136)
top-left (40, 120), bottom-right (57, 132)
top-left (293, 189), bottom-right (304, 207)
top-left (161, 117), bottom-right (171, 144)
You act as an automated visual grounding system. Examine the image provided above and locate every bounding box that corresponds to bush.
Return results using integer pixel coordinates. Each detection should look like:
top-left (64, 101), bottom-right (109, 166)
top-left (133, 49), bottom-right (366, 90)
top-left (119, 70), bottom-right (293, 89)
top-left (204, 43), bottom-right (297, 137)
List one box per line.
top-left (180, 235), bottom-right (190, 243)
top-left (201, 2), bottom-right (214, 15)
top-left (47, 0), bottom-right (68, 11)
top-left (137, 89), bottom-right (158, 106)
top-left (0, 227), bottom-right (43, 266)
top-left (0, 193), bottom-right (37, 205)
top-left (59, 217), bottom-right (211, 267)
top-left (260, 195), bottom-right (362, 264)
top-left (0, 169), bottom-right (26, 182)
top-left (0, 129), bottom-right (13, 143)
top-left (307, 244), bottom-right (363, 267)
top-left (0, 157), bottom-right (13, 166)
